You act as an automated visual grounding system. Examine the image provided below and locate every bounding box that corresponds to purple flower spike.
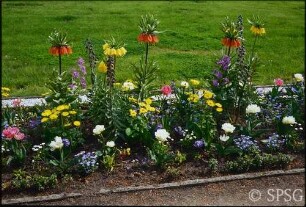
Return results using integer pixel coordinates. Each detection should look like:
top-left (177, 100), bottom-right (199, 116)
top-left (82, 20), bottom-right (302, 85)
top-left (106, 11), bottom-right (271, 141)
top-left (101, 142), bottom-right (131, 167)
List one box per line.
top-left (72, 70), bottom-right (80, 79)
top-left (80, 77), bottom-right (87, 89)
top-left (214, 70), bottom-right (223, 79)
top-left (212, 80), bottom-right (219, 87)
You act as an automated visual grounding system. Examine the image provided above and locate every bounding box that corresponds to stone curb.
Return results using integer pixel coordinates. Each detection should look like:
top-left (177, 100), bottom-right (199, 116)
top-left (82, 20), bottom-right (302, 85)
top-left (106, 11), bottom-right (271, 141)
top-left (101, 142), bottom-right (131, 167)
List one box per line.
top-left (2, 168), bottom-right (304, 205)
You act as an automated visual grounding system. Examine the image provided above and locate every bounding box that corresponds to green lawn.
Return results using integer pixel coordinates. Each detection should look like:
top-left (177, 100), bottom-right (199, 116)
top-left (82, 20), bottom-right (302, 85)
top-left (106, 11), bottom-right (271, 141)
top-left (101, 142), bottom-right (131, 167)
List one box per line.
top-left (2, 1), bottom-right (305, 97)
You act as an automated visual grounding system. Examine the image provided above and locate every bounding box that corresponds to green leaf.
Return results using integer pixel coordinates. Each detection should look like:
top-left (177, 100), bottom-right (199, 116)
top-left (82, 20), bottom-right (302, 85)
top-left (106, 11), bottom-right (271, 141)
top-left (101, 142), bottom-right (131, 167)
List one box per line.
top-left (125, 128), bottom-right (132, 136)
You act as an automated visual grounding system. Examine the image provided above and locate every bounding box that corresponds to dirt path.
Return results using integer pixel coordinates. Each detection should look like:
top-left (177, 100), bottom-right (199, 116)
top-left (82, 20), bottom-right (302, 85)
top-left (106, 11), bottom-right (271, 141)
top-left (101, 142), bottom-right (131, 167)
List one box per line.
top-left (20, 173), bottom-right (304, 206)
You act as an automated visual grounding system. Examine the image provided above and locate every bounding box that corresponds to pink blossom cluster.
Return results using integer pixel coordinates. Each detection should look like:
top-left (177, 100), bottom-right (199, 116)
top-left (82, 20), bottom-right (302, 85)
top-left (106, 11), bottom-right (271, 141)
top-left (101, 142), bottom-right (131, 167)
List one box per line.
top-left (2, 126), bottom-right (25, 140)
top-left (161, 85), bottom-right (172, 96)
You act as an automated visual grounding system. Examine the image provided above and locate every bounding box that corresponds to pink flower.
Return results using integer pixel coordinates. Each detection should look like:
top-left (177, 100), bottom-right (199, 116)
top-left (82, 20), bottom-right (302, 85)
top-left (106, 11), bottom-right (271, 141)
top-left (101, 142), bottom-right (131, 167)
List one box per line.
top-left (161, 85), bottom-right (172, 96)
top-left (14, 132), bottom-right (25, 140)
top-left (12, 99), bottom-right (22, 107)
top-left (274, 78), bottom-right (284, 86)
top-left (2, 126), bottom-right (25, 140)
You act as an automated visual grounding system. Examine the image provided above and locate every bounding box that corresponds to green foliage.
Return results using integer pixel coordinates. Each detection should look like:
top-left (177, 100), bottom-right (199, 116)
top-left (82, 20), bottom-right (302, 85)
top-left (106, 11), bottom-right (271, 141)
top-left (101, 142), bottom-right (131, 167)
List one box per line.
top-left (44, 70), bottom-right (80, 107)
top-left (224, 153), bottom-right (293, 173)
top-left (132, 58), bottom-right (159, 101)
top-left (2, 1), bottom-right (304, 96)
top-left (147, 141), bottom-right (174, 170)
top-left (89, 76), bottom-right (129, 141)
top-left (208, 158), bottom-right (219, 173)
top-left (12, 169), bottom-right (58, 191)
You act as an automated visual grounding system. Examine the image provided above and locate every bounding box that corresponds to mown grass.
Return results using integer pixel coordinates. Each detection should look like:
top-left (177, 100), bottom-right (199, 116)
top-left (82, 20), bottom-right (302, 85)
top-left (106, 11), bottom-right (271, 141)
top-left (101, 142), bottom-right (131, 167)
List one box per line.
top-left (2, 1), bottom-right (305, 97)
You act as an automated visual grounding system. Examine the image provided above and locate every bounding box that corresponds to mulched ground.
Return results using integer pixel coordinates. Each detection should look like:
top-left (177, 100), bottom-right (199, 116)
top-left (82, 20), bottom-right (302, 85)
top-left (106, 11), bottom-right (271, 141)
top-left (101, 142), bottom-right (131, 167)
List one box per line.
top-left (2, 151), bottom-right (304, 201)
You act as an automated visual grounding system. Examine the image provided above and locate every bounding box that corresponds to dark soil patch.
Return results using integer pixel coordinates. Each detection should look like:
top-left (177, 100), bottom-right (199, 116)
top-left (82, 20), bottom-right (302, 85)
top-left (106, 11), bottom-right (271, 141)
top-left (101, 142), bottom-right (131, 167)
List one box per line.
top-left (2, 152), bottom-right (304, 200)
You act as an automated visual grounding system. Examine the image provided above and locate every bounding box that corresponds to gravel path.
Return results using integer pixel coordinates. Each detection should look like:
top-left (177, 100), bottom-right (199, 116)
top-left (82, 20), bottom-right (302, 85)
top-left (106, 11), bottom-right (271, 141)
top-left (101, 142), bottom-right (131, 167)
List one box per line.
top-left (25, 173), bottom-right (305, 206)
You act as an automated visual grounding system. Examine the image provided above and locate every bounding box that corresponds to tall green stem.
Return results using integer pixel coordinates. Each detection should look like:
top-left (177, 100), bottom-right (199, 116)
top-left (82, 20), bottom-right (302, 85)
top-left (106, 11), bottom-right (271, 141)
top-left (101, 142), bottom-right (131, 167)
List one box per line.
top-left (250, 35), bottom-right (258, 60)
top-left (58, 48), bottom-right (62, 75)
top-left (145, 43), bottom-right (149, 65)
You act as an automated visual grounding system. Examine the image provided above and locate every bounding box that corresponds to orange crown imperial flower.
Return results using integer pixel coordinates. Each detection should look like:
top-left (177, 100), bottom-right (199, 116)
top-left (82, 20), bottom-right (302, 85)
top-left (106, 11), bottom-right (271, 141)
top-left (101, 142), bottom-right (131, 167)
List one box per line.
top-left (220, 16), bottom-right (241, 48)
top-left (138, 14), bottom-right (161, 44)
top-left (48, 30), bottom-right (72, 56)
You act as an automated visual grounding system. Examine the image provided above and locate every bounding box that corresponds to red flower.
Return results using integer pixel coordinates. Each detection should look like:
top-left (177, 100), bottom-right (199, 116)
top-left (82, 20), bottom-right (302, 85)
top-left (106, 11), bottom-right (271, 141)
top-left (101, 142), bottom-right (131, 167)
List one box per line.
top-left (49, 46), bottom-right (73, 56)
top-left (221, 38), bottom-right (240, 48)
top-left (161, 85), bottom-right (172, 96)
top-left (138, 33), bottom-right (159, 44)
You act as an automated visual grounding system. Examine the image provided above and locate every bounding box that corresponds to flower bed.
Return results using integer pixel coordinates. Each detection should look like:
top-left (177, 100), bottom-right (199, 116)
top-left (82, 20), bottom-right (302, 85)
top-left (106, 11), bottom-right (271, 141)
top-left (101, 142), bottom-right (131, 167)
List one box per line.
top-left (1, 14), bottom-right (305, 195)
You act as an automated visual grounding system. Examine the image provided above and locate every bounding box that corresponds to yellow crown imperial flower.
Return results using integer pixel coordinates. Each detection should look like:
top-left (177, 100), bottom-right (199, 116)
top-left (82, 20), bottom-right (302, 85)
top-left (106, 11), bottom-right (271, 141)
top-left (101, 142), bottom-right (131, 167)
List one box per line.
top-left (98, 61), bottom-right (108, 73)
top-left (103, 43), bottom-right (110, 50)
top-left (104, 47), bottom-right (111, 56)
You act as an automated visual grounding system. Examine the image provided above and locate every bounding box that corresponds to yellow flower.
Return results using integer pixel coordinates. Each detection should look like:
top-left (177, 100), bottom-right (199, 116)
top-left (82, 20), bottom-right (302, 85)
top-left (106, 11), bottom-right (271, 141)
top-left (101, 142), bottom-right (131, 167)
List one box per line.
top-left (148, 106), bottom-right (156, 112)
top-left (190, 79), bottom-right (200, 86)
top-left (98, 61), bottom-right (107, 73)
top-left (62, 111), bottom-right (69, 117)
top-left (119, 47), bottom-right (127, 56)
top-left (41, 117), bottom-right (49, 123)
top-left (128, 97), bottom-right (138, 103)
top-left (2, 87), bottom-right (10, 97)
top-left (110, 48), bottom-right (117, 56)
top-left (49, 114), bottom-right (58, 120)
top-left (138, 102), bottom-right (146, 107)
top-left (2, 87), bottom-right (10, 92)
top-left (250, 25), bottom-right (266, 36)
top-left (42, 109), bottom-right (52, 117)
top-left (69, 110), bottom-right (77, 115)
top-left (63, 105), bottom-right (70, 110)
top-left (129, 109), bottom-right (137, 117)
top-left (216, 107), bottom-right (223, 112)
top-left (187, 94), bottom-right (200, 103)
top-left (73, 121), bottom-right (81, 127)
top-left (139, 107), bottom-right (147, 114)
top-left (206, 99), bottom-right (215, 107)
top-left (145, 98), bottom-right (152, 105)
top-left (103, 43), bottom-right (110, 50)
top-left (203, 90), bottom-right (214, 99)
top-left (215, 103), bottom-right (222, 108)
top-left (104, 47), bottom-right (111, 56)
top-left (56, 105), bottom-right (66, 111)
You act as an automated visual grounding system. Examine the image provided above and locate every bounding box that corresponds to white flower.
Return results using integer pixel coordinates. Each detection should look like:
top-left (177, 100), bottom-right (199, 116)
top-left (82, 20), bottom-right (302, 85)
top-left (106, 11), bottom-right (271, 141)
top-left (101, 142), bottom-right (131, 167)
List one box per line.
top-left (246, 104), bottom-right (261, 114)
top-left (122, 81), bottom-right (136, 91)
top-left (294, 73), bottom-right (304, 82)
top-left (180, 81), bottom-right (189, 88)
top-left (155, 129), bottom-right (170, 142)
top-left (282, 116), bottom-right (296, 125)
top-left (106, 141), bottom-right (115, 148)
top-left (221, 123), bottom-right (235, 134)
top-left (219, 134), bottom-right (230, 142)
top-left (93, 125), bottom-right (105, 135)
top-left (49, 136), bottom-right (63, 151)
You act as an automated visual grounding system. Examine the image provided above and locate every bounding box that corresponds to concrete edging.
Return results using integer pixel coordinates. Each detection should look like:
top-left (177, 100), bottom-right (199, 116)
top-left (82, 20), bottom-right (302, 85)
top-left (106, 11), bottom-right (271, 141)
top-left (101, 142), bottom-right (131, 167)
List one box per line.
top-left (2, 168), bottom-right (304, 205)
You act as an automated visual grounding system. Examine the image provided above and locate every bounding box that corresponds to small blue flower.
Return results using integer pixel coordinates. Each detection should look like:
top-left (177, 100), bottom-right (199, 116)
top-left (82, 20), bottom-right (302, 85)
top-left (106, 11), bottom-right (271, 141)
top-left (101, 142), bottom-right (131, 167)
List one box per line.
top-left (193, 140), bottom-right (205, 148)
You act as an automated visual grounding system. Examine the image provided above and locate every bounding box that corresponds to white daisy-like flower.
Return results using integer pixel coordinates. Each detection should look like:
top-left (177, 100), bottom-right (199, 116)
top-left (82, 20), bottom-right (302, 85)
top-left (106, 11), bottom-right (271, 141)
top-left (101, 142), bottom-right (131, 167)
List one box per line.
top-left (155, 129), bottom-right (171, 142)
top-left (246, 104), bottom-right (261, 114)
top-left (282, 116), bottom-right (296, 125)
top-left (219, 134), bottom-right (230, 142)
top-left (93, 125), bottom-right (105, 135)
top-left (221, 123), bottom-right (235, 134)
